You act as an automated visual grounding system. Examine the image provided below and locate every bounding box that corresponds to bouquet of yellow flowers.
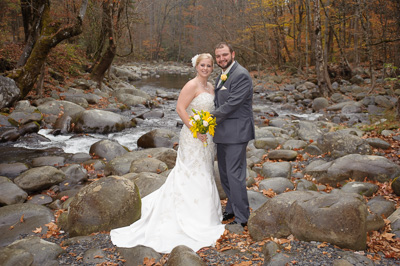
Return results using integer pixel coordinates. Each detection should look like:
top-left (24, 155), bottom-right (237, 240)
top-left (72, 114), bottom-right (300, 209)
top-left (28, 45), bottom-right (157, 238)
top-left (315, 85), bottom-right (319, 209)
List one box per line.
top-left (189, 109), bottom-right (217, 147)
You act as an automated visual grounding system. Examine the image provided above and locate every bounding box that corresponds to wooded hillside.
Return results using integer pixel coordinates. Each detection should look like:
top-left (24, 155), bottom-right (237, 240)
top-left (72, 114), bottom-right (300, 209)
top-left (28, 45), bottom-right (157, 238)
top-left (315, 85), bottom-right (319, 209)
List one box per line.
top-left (0, 0), bottom-right (400, 99)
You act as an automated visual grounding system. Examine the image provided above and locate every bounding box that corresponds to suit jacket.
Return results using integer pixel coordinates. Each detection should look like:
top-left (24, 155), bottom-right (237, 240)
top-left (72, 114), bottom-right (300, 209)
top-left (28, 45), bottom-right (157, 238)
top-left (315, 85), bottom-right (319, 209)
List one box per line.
top-left (212, 62), bottom-right (255, 144)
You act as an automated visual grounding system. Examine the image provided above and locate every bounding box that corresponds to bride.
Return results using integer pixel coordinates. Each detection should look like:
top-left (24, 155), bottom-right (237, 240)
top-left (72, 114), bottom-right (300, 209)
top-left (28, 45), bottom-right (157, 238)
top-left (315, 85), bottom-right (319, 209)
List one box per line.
top-left (110, 53), bottom-right (226, 253)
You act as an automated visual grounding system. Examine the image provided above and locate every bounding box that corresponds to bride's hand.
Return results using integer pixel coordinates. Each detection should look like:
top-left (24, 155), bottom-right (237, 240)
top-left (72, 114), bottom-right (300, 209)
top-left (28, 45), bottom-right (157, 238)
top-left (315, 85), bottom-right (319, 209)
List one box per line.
top-left (197, 133), bottom-right (207, 142)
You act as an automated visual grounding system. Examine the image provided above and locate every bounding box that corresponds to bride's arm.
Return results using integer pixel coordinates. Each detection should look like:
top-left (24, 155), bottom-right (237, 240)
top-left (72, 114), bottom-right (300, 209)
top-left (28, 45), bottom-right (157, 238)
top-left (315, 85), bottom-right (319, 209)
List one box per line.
top-left (176, 81), bottom-right (196, 129)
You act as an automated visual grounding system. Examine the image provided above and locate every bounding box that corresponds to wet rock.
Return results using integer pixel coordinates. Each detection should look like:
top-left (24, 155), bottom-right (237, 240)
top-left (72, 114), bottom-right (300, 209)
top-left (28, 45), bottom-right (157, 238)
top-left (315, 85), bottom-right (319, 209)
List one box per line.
top-left (27, 194), bottom-right (53, 205)
top-left (52, 114), bottom-right (72, 134)
top-left (0, 76), bottom-right (20, 110)
top-left (167, 245), bottom-right (206, 266)
top-left (61, 164), bottom-right (88, 183)
top-left (130, 157), bottom-right (168, 174)
top-left (350, 75), bottom-right (364, 85)
top-left (0, 146), bottom-right (64, 164)
top-left (0, 246), bottom-right (34, 266)
top-left (64, 95), bottom-right (89, 108)
top-left (365, 137), bottom-right (391, 149)
top-left (83, 248), bottom-right (107, 264)
top-left (297, 121), bottom-right (323, 142)
top-left (117, 245), bottom-right (162, 266)
top-left (366, 212), bottom-right (385, 232)
top-left (0, 162), bottom-right (29, 179)
top-left (14, 166), bottom-right (66, 192)
top-left (0, 127), bottom-right (20, 142)
top-left (375, 95), bottom-right (395, 108)
top-left (312, 97), bottom-right (329, 112)
top-left (89, 139), bottom-right (129, 161)
top-left (264, 253), bottom-right (294, 266)
top-left (0, 114), bottom-right (12, 127)
top-left (137, 110), bottom-right (165, 119)
top-left (253, 138), bottom-right (279, 150)
top-left (8, 111), bottom-right (42, 126)
top-left (61, 176), bottom-right (141, 237)
top-left (37, 100), bottom-right (85, 118)
top-left (125, 172), bottom-right (167, 198)
top-left (18, 122), bottom-right (40, 136)
top-left (0, 176), bottom-right (28, 205)
top-left (304, 154), bottom-right (400, 185)
top-left (137, 128), bottom-right (179, 149)
top-left (7, 236), bottom-right (64, 266)
top-left (247, 190), bottom-right (268, 211)
top-left (31, 156), bottom-right (66, 167)
top-left (267, 150), bottom-right (298, 161)
top-left (392, 176), bottom-right (400, 196)
top-left (316, 131), bottom-right (371, 158)
top-left (73, 109), bottom-right (136, 134)
top-left (261, 161), bottom-right (292, 179)
top-left (282, 139), bottom-right (307, 150)
top-left (258, 177), bottom-right (294, 194)
top-left (0, 203), bottom-right (53, 247)
top-left (249, 191), bottom-right (368, 250)
top-left (367, 196), bottom-right (396, 219)
top-left (111, 67), bottom-right (141, 82)
top-left (295, 179), bottom-right (318, 191)
top-left (340, 181), bottom-right (378, 197)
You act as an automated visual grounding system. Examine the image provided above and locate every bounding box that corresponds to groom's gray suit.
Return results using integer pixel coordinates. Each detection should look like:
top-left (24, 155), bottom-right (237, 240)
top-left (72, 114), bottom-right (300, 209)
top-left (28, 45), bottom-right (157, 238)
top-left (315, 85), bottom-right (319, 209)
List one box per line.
top-left (213, 61), bottom-right (255, 224)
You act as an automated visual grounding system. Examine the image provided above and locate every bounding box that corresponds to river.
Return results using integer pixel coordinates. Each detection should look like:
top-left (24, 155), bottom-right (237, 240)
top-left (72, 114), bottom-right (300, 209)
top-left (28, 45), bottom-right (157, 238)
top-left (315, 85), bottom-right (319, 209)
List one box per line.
top-left (10, 73), bottom-right (321, 154)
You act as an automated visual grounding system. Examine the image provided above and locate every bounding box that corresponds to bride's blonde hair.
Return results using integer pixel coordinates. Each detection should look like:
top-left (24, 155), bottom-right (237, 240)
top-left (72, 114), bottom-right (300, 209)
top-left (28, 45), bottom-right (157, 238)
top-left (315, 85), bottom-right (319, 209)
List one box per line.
top-left (193, 53), bottom-right (214, 67)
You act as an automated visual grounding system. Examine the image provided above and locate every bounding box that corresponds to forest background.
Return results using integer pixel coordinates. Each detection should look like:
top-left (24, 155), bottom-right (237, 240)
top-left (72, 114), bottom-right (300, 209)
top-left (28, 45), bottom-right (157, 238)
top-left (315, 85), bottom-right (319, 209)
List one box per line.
top-left (0, 0), bottom-right (400, 104)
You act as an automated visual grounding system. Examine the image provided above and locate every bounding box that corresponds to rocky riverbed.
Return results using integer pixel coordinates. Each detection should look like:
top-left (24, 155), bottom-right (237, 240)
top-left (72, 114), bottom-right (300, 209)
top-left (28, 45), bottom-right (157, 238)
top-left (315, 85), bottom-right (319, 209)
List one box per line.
top-left (0, 62), bottom-right (400, 265)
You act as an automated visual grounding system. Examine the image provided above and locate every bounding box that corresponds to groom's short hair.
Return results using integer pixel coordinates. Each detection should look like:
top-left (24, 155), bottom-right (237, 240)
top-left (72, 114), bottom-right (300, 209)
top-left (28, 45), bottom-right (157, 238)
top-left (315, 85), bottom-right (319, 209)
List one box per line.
top-left (215, 42), bottom-right (234, 53)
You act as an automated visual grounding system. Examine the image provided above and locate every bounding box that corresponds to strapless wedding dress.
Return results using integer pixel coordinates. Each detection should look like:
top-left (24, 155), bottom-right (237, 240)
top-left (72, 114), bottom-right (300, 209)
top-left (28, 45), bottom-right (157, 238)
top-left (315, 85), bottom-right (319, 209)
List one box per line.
top-left (110, 93), bottom-right (225, 253)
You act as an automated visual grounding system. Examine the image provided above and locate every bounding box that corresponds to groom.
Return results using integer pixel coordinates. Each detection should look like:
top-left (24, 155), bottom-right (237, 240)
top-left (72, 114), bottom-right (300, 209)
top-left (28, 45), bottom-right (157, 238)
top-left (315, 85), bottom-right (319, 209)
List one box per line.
top-left (212, 42), bottom-right (255, 227)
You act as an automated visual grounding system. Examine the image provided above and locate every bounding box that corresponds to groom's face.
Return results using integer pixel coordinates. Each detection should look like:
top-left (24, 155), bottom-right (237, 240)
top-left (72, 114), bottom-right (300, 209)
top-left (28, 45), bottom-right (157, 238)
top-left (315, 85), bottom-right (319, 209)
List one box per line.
top-left (215, 46), bottom-right (235, 71)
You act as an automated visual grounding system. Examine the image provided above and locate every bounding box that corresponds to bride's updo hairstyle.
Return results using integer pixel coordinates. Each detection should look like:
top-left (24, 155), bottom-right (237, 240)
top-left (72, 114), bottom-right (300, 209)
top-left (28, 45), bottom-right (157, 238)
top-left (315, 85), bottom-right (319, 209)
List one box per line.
top-left (191, 53), bottom-right (214, 68)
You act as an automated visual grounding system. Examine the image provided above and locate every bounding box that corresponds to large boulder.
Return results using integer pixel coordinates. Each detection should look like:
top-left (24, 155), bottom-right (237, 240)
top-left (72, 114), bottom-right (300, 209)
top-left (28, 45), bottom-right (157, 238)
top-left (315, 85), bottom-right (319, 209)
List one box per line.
top-left (14, 166), bottom-right (65, 192)
top-left (392, 176), bottom-right (400, 196)
top-left (137, 128), bottom-right (179, 149)
top-left (6, 236), bottom-right (64, 266)
top-left (304, 154), bottom-right (400, 185)
top-left (0, 246), bottom-right (34, 266)
top-left (0, 203), bottom-right (54, 247)
top-left (248, 191), bottom-right (368, 250)
top-left (89, 139), bottom-right (129, 161)
top-left (316, 131), bottom-right (371, 158)
top-left (73, 109), bottom-right (136, 134)
top-left (130, 157), bottom-right (168, 174)
top-left (0, 76), bottom-right (20, 110)
top-left (104, 148), bottom-right (177, 176)
top-left (126, 172), bottom-right (167, 198)
top-left (0, 176), bottom-right (28, 205)
top-left (116, 245), bottom-right (162, 266)
top-left (61, 176), bottom-right (141, 236)
top-left (36, 100), bottom-right (85, 118)
top-left (166, 245), bottom-right (206, 266)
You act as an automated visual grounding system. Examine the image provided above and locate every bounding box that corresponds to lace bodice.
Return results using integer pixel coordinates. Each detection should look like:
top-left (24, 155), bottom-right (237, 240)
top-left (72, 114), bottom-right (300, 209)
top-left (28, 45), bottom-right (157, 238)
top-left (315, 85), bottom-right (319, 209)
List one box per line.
top-left (186, 92), bottom-right (215, 116)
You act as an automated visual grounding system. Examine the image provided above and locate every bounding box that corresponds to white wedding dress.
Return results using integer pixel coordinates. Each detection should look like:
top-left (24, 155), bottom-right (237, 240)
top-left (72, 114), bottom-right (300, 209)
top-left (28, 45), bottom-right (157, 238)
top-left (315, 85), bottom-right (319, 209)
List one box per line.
top-left (110, 92), bottom-right (225, 253)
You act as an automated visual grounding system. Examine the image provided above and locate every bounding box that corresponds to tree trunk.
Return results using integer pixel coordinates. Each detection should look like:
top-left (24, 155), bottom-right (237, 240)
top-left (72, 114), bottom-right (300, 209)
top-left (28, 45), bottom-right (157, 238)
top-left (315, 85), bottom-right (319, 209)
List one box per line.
top-left (313, 0), bottom-right (333, 97)
top-left (90, 0), bottom-right (125, 87)
top-left (17, 0), bottom-right (46, 67)
top-left (8, 0), bottom-right (88, 98)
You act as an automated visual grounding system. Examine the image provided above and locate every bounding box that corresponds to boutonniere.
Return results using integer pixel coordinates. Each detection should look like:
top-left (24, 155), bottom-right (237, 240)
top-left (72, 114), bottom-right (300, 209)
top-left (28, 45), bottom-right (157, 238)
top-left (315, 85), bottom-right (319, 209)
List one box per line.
top-left (220, 73), bottom-right (229, 83)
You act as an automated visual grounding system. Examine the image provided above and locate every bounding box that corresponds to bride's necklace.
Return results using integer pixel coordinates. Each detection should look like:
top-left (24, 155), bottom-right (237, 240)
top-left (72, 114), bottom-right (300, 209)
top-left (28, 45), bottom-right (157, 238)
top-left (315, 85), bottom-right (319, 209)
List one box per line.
top-left (197, 78), bottom-right (210, 91)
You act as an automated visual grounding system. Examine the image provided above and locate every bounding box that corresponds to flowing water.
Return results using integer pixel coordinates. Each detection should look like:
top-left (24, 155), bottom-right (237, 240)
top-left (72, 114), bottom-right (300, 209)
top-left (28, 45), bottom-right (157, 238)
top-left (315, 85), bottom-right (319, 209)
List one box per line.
top-left (10, 74), bottom-right (321, 154)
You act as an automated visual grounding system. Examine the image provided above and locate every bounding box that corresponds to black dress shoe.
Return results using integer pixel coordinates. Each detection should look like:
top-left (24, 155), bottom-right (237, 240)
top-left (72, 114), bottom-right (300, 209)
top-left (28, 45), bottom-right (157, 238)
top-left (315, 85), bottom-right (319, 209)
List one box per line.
top-left (222, 212), bottom-right (234, 221)
top-left (228, 220), bottom-right (247, 227)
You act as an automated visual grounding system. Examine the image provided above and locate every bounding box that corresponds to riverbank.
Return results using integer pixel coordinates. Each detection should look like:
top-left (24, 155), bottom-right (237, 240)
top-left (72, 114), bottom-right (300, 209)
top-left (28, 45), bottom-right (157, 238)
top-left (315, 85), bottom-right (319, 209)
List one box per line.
top-left (1, 61), bottom-right (400, 265)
